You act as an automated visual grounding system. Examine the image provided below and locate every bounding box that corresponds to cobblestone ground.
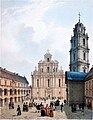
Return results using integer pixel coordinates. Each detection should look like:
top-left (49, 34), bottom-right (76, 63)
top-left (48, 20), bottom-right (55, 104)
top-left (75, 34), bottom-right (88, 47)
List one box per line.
top-left (0, 99), bottom-right (92, 119)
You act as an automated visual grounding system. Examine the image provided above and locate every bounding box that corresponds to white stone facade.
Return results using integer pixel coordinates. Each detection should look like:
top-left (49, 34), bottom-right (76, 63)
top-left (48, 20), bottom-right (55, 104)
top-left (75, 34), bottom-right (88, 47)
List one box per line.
top-left (0, 67), bottom-right (31, 107)
top-left (31, 51), bottom-right (66, 100)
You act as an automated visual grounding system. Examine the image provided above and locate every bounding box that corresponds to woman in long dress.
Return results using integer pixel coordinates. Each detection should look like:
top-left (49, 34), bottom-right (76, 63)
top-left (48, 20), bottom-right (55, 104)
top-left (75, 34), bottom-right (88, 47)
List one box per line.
top-left (49, 104), bottom-right (54, 117)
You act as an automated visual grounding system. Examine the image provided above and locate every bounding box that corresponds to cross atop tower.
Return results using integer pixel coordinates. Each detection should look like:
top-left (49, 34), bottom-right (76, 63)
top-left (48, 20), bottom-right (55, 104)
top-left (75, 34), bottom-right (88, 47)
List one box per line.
top-left (78, 12), bottom-right (81, 22)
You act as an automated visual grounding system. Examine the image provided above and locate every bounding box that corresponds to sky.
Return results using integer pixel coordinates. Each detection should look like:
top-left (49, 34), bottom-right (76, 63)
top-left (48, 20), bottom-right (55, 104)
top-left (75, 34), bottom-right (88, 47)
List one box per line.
top-left (0, 0), bottom-right (93, 85)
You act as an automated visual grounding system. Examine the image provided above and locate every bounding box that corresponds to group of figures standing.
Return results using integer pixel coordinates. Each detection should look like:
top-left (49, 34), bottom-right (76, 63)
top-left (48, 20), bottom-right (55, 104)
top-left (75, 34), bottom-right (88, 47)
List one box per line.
top-left (16, 102), bottom-right (32, 116)
top-left (35, 101), bottom-right (64, 117)
top-left (40, 103), bottom-right (54, 117)
top-left (71, 103), bottom-right (85, 112)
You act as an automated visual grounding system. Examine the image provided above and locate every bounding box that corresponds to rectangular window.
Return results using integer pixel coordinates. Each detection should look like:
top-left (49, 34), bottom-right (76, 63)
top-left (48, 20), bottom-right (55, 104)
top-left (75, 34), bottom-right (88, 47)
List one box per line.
top-left (37, 79), bottom-right (39, 88)
top-left (73, 53), bottom-right (75, 61)
top-left (59, 79), bottom-right (61, 87)
top-left (83, 52), bottom-right (86, 60)
top-left (48, 79), bottom-right (50, 87)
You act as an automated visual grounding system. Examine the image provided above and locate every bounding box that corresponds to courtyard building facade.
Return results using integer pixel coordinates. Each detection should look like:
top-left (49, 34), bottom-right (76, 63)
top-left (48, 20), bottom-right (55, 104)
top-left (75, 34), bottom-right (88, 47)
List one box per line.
top-left (0, 67), bottom-right (31, 107)
top-left (85, 66), bottom-right (93, 109)
top-left (31, 51), bottom-right (66, 100)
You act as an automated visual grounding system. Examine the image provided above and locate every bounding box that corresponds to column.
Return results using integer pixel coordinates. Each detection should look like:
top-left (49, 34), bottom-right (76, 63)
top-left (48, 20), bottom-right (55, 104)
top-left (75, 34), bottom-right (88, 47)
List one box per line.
top-left (2, 99), bottom-right (4, 107)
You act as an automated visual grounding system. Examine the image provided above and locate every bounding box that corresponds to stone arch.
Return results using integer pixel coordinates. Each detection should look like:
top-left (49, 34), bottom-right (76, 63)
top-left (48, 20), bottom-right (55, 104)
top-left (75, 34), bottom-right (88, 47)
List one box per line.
top-left (4, 98), bottom-right (8, 103)
top-left (10, 89), bottom-right (12, 95)
top-left (10, 97), bottom-right (13, 102)
top-left (4, 89), bottom-right (8, 95)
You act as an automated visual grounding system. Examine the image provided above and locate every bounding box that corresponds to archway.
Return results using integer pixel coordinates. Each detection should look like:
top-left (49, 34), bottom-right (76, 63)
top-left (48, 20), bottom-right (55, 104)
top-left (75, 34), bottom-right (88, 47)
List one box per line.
top-left (10, 97), bottom-right (13, 102)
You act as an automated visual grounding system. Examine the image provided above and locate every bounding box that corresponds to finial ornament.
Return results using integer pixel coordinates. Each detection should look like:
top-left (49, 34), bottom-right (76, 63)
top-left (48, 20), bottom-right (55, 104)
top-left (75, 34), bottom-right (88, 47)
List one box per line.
top-left (78, 12), bottom-right (81, 22)
top-left (47, 49), bottom-right (49, 53)
top-left (35, 66), bottom-right (37, 70)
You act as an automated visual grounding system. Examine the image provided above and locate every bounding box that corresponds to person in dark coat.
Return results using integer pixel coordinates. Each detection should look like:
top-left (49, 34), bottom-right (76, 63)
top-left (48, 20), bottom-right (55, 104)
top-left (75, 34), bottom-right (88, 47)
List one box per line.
top-left (26, 102), bottom-right (28, 112)
top-left (41, 106), bottom-right (46, 117)
top-left (81, 103), bottom-right (85, 112)
top-left (23, 102), bottom-right (26, 111)
top-left (61, 103), bottom-right (64, 112)
top-left (17, 105), bottom-right (21, 116)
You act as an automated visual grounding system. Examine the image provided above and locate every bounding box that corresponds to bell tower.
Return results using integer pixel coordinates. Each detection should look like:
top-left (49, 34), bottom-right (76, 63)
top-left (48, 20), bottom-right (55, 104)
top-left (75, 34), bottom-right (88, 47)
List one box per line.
top-left (69, 13), bottom-right (90, 72)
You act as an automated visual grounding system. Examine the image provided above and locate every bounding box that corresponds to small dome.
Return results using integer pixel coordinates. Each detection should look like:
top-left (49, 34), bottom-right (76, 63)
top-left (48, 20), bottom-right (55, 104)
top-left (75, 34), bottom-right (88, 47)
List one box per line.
top-left (75, 22), bottom-right (84, 28)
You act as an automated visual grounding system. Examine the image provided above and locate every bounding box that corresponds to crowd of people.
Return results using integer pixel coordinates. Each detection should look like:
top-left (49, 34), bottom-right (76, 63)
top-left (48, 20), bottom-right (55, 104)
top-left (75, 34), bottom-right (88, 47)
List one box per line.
top-left (15, 98), bottom-right (64, 117)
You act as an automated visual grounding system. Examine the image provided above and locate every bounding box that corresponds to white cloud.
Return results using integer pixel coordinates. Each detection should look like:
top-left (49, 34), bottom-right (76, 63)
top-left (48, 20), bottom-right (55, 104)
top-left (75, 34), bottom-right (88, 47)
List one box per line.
top-left (1, 0), bottom-right (93, 84)
top-left (1, 0), bottom-right (66, 83)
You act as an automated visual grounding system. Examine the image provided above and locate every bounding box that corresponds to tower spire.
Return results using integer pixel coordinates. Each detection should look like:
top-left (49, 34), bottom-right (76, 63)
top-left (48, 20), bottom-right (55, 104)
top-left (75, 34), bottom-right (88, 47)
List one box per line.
top-left (78, 12), bottom-right (81, 22)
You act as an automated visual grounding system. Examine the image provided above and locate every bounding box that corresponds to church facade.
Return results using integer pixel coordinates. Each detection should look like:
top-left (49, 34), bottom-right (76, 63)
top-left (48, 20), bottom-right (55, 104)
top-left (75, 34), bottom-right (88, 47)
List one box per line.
top-left (31, 51), bottom-right (66, 100)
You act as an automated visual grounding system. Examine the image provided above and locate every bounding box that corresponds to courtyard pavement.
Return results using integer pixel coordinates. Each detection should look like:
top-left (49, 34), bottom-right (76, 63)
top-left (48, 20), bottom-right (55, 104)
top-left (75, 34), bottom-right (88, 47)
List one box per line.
top-left (0, 99), bottom-right (92, 119)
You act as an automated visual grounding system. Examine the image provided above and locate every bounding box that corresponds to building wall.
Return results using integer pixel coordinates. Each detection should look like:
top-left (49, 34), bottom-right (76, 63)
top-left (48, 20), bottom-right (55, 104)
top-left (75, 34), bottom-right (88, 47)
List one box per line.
top-left (0, 68), bottom-right (31, 107)
top-left (85, 74), bottom-right (93, 109)
top-left (31, 51), bottom-right (66, 100)
top-left (68, 81), bottom-right (85, 105)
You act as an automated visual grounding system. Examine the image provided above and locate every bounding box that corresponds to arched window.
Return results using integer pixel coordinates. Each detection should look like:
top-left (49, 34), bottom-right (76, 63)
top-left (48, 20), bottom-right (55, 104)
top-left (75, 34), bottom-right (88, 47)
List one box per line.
top-left (59, 79), bottom-right (61, 87)
top-left (10, 89), bottom-right (12, 95)
top-left (47, 58), bottom-right (49, 62)
top-left (83, 52), bottom-right (86, 60)
top-left (14, 89), bottom-right (17, 95)
top-left (5, 98), bottom-right (7, 103)
top-left (24, 90), bottom-right (25, 94)
top-left (18, 89), bottom-right (20, 94)
top-left (37, 79), bottom-right (39, 88)
top-left (48, 79), bottom-right (50, 87)
top-left (4, 89), bottom-right (7, 95)
top-left (47, 67), bottom-right (49, 73)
